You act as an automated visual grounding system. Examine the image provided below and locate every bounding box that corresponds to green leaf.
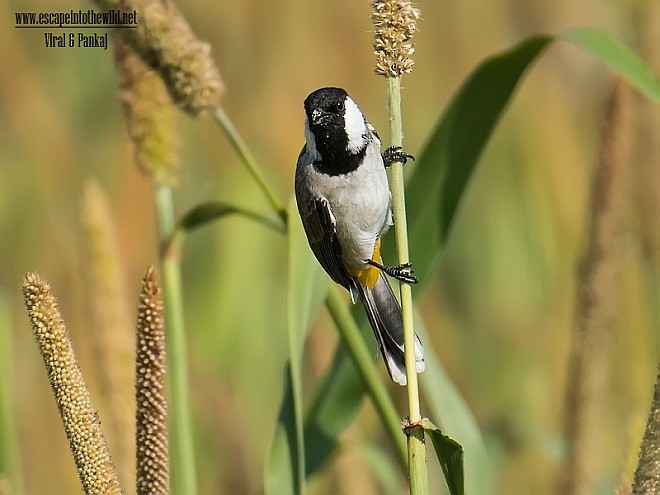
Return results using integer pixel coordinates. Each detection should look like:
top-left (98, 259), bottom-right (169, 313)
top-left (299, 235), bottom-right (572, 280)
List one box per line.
top-left (286, 205), bottom-right (329, 356)
top-left (418, 419), bottom-right (465, 495)
top-left (265, 364), bottom-right (301, 495)
top-left (357, 442), bottom-right (404, 495)
top-left (265, 201), bottom-right (328, 495)
top-left (303, 345), bottom-right (365, 478)
top-left (405, 28), bottom-right (658, 285)
top-left (303, 301), bottom-right (388, 478)
top-left (403, 35), bottom-right (553, 286)
top-left (416, 317), bottom-right (493, 494)
top-left (304, 275), bottom-right (416, 478)
top-left (178, 201), bottom-right (285, 234)
top-left (561, 27), bottom-right (660, 101)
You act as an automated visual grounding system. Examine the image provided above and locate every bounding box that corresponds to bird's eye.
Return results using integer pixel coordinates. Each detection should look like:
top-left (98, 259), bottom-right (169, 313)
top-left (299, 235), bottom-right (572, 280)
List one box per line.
top-left (335, 100), bottom-right (344, 112)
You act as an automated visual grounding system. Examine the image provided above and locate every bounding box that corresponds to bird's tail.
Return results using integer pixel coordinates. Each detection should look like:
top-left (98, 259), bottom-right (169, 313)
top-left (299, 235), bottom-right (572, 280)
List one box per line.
top-left (357, 272), bottom-right (425, 386)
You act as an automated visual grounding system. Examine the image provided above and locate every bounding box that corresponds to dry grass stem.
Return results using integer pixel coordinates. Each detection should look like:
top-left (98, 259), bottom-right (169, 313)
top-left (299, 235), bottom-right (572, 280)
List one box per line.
top-left (371, 0), bottom-right (421, 77)
top-left (22, 273), bottom-right (123, 495)
top-left (114, 37), bottom-right (178, 184)
top-left (632, 367), bottom-right (660, 494)
top-left (97, 0), bottom-right (223, 115)
top-left (81, 178), bottom-right (136, 492)
top-left (135, 266), bottom-right (169, 495)
top-left (563, 81), bottom-right (632, 495)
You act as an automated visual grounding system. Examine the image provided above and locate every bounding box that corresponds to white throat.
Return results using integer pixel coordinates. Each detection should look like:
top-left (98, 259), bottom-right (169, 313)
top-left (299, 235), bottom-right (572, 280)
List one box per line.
top-left (344, 97), bottom-right (367, 154)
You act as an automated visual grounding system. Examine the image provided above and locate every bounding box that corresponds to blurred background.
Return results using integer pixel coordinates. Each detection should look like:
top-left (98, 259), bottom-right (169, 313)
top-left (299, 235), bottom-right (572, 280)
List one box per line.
top-left (1, 0), bottom-right (659, 493)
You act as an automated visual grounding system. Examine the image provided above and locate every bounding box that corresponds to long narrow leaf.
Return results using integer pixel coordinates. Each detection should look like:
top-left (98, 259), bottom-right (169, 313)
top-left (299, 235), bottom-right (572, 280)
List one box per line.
top-left (286, 203), bottom-right (329, 358)
top-left (405, 28), bottom-right (658, 284)
top-left (303, 301), bottom-right (384, 478)
top-left (561, 27), bottom-right (659, 101)
top-left (357, 442), bottom-right (405, 495)
top-left (402, 35), bottom-right (552, 285)
top-left (303, 300), bottom-right (408, 479)
top-left (416, 317), bottom-right (493, 494)
top-left (303, 345), bottom-right (366, 477)
top-left (178, 200), bottom-right (285, 234)
top-left (265, 201), bottom-right (328, 495)
top-left (265, 363), bottom-right (301, 495)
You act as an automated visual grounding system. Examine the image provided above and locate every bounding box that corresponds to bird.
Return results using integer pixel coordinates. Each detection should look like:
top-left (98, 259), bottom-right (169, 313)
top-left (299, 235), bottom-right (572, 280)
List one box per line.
top-left (294, 86), bottom-right (425, 385)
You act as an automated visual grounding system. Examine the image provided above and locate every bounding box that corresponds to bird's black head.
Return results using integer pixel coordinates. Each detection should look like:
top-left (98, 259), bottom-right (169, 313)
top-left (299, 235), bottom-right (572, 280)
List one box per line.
top-left (303, 87), bottom-right (368, 175)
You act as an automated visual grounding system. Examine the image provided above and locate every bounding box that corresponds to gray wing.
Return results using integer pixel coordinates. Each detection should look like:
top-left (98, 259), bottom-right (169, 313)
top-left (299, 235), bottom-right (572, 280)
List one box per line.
top-left (295, 147), bottom-right (354, 291)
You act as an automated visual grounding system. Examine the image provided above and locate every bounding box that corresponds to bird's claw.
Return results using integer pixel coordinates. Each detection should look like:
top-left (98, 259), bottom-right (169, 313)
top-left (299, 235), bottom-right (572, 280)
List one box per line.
top-left (382, 146), bottom-right (415, 168)
top-left (366, 259), bottom-right (418, 284)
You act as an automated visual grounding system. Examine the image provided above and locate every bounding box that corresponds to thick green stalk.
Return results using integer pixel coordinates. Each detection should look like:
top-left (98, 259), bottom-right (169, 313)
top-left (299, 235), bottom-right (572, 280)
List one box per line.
top-left (212, 107), bottom-right (287, 222)
top-left (325, 287), bottom-right (407, 465)
top-left (154, 182), bottom-right (197, 495)
top-left (386, 75), bottom-right (429, 494)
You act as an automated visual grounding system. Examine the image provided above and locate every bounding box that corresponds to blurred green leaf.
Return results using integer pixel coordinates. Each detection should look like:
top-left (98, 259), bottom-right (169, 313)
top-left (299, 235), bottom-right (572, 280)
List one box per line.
top-left (357, 442), bottom-right (404, 495)
top-left (416, 317), bottom-right (493, 494)
top-left (303, 345), bottom-right (365, 478)
top-left (285, 205), bottom-right (329, 355)
top-left (405, 28), bottom-right (658, 285)
top-left (403, 35), bottom-right (552, 286)
top-left (266, 201), bottom-right (328, 495)
top-left (418, 419), bottom-right (465, 495)
top-left (265, 364), bottom-right (301, 495)
top-left (561, 27), bottom-right (660, 101)
top-left (303, 294), bottom-right (408, 480)
top-left (303, 301), bottom-right (388, 478)
top-left (178, 201), bottom-right (285, 234)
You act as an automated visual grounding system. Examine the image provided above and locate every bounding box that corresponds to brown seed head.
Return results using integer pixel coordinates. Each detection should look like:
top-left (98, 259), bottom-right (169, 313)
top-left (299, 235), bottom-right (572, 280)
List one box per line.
top-left (114, 37), bottom-right (178, 184)
top-left (371, 0), bottom-right (421, 77)
top-left (81, 179), bottom-right (136, 489)
top-left (96, 0), bottom-right (223, 115)
top-left (135, 266), bottom-right (169, 494)
top-left (22, 273), bottom-right (123, 494)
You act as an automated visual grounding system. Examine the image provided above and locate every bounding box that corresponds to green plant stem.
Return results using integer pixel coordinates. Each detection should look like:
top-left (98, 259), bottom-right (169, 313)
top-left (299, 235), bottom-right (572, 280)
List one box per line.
top-left (386, 75), bottom-right (429, 494)
top-left (154, 182), bottom-right (197, 495)
top-left (325, 287), bottom-right (407, 466)
top-left (212, 107), bottom-right (287, 223)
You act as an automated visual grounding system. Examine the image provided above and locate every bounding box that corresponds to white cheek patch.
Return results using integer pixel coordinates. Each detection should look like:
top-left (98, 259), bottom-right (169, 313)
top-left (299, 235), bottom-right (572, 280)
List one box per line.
top-left (344, 97), bottom-right (367, 154)
top-left (304, 116), bottom-right (321, 161)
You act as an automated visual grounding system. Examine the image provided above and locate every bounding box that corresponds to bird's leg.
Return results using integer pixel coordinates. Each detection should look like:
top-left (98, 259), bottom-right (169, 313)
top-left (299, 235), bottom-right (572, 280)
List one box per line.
top-left (366, 258), bottom-right (418, 284)
top-left (382, 146), bottom-right (415, 168)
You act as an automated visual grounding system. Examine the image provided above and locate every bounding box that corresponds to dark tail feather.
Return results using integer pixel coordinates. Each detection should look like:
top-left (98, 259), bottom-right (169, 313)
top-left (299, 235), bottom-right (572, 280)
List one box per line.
top-left (357, 273), bottom-right (425, 386)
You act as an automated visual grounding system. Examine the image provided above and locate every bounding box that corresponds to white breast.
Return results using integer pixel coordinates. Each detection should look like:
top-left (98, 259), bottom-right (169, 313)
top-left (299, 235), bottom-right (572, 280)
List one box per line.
top-left (303, 138), bottom-right (392, 271)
